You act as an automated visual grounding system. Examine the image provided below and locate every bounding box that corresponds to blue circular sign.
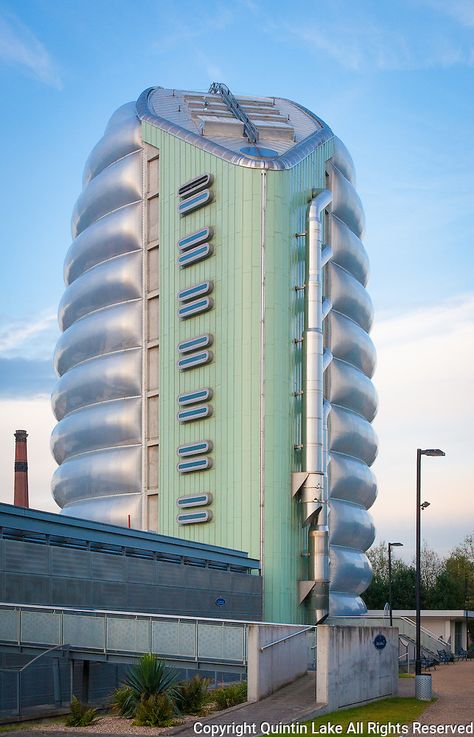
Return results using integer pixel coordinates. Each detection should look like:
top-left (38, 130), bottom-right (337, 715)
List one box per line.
top-left (215, 597), bottom-right (226, 607)
top-left (374, 634), bottom-right (387, 650)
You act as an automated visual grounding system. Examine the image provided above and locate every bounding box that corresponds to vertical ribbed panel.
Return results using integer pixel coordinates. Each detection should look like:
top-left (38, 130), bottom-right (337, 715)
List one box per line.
top-left (142, 123), bottom-right (262, 560)
top-left (264, 140), bottom-right (334, 623)
top-left (263, 137), bottom-right (376, 620)
top-left (51, 103), bottom-right (144, 528)
top-left (142, 122), bottom-right (377, 621)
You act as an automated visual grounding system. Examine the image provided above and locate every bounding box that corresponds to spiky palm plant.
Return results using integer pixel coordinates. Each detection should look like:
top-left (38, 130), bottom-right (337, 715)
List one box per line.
top-left (113, 654), bottom-right (178, 718)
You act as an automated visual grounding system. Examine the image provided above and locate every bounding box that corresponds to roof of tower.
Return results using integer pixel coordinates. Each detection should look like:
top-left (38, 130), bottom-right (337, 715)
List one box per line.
top-left (136, 84), bottom-right (334, 170)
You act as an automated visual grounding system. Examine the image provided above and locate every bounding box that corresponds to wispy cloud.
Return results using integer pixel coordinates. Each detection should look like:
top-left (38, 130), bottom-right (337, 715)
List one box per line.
top-left (155, 6), bottom-right (234, 53)
top-left (0, 11), bottom-right (62, 89)
top-left (285, 19), bottom-right (473, 71)
top-left (0, 309), bottom-right (57, 397)
top-left (0, 309), bottom-right (57, 360)
top-left (0, 357), bottom-right (55, 398)
top-left (371, 293), bottom-right (474, 558)
top-left (374, 293), bottom-right (474, 344)
top-left (153, 4), bottom-right (231, 82)
top-left (242, 0), bottom-right (474, 72)
top-left (193, 49), bottom-right (225, 81)
top-left (286, 21), bottom-right (402, 72)
top-left (237, 0), bottom-right (259, 13)
top-left (421, 0), bottom-right (474, 28)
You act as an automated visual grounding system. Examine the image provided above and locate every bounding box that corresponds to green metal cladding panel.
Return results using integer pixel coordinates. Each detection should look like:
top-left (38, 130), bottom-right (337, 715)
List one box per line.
top-left (142, 121), bottom-right (334, 623)
top-left (142, 123), bottom-right (263, 562)
top-left (263, 138), bottom-right (334, 623)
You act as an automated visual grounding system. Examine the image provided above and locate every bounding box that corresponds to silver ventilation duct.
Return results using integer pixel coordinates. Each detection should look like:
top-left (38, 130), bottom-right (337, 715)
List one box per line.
top-left (294, 189), bottom-right (332, 624)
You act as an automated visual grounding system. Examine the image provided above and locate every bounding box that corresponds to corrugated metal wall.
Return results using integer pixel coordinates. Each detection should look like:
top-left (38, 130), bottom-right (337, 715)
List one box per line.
top-left (264, 140), bottom-right (334, 622)
top-left (0, 537), bottom-right (262, 619)
top-left (143, 123), bottom-right (262, 560)
top-left (142, 122), bottom-right (338, 623)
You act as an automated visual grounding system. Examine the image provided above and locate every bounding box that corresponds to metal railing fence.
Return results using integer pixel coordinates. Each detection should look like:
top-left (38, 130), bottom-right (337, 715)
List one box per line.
top-left (0, 604), bottom-right (248, 665)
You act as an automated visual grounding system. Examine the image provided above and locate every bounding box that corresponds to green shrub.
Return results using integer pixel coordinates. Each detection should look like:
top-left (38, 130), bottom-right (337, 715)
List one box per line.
top-left (176, 675), bottom-right (210, 715)
top-left (112, 654), bottom-right (178, 718)
top-left (133, 693), bottom-right (175, 727)
top-left (64, 696), bottom-right (97, 727)
top-left (111, 685), bottom-right (136, 718)
top-left (212, 681), bottom-right (247, 710)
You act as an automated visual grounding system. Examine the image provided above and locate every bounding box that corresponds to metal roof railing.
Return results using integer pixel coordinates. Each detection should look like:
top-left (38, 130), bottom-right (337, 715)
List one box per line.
top-left (208, 82), bottom-right (259, 144)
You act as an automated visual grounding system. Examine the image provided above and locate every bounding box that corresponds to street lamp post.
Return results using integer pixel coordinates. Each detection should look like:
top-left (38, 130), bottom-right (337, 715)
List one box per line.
top-left (415, 448), bottom-right (445, 679)
top-left (388, 542), bottom-right (403, 627)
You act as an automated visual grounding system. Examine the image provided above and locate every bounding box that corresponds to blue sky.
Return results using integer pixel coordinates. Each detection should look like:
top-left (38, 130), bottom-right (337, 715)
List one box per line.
top-left (0, 0), bottom-right (472, 561)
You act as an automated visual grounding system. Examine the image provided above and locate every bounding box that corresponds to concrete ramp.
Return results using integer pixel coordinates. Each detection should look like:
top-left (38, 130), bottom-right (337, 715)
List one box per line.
top-left (170, 673), bottom-right (324, 737)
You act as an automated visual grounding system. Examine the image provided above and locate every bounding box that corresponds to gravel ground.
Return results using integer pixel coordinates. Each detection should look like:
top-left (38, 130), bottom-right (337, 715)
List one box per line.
top-left (31, 714), bottom-right (197, 735)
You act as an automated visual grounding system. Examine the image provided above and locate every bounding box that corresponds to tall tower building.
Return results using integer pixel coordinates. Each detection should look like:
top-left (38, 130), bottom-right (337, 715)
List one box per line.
top-left (51, 84), bottom-right (377, 623)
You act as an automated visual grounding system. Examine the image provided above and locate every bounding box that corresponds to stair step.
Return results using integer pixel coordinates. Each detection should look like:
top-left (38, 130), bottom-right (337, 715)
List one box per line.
top-left (188, 101), bottom-right (228, 111)
top-left (239, 104), bottom-right (278, 114)
top-left (255, 120), bottom-right (295, 141)
top-left (198, 116), bottom-right (245, 137)
top-left (236, 97), bottom-right (276, 108)
top-left (190, 108), bottom-right (235, 118)
top-left (249, 112), bottom-right (289, 123)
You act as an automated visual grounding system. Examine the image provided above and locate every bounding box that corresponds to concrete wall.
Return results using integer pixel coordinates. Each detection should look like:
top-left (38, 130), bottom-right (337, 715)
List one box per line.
top-left (317, 625), bottom-right (398, 711)
top-left (247, 624), bottom-right (312, 702)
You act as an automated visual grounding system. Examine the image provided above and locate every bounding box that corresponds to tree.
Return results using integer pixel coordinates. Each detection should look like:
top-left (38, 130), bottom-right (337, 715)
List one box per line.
top-left (451, 534), bottom-right (474, 564)
top-left (364, 541), bottom-right (414, 609)
top-left (363, 534), bottom-right (474, 647)
top-left (390, 560), bottom-right (416, 609)
top-left (444, 535), bottom-right (474, 613)
top-left (417, 541), bottom-right (443, 592)
top-left (363, 541), bottom-right (388, 609)
top-left (366, 541), bottom-right (389, 582)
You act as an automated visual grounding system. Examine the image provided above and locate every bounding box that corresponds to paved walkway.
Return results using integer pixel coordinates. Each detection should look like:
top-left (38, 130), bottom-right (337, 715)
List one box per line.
top-left (402, 660), bottom-right (474, 733)
top-left (169, 673), bottom-right (323, 736)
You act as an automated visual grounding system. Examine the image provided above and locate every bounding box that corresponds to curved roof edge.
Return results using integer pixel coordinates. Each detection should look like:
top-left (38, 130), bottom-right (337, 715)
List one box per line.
top-left (136, 87), bottom-right (335, 170)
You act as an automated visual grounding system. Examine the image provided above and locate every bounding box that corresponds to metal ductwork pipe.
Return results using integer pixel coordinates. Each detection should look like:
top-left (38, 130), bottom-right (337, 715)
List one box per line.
top-left (295, 189), bottom-right (332, 624)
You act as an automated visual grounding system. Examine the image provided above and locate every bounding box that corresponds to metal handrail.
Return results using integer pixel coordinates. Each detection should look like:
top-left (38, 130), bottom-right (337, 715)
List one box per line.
top-left (0, 643), bottom-right (71, 718)
top-left (0, 604), bottom-right (308, 667)
top-left (208, 82), bottom-right (259, 143)
top-left (0, 643), bottom-right (70, 673)
top-left (399, 616), bottom-right (451, 649)
top-left (260, 626), bottom-right (314, 651)
top-left (398, 651), bottom-right (410, 674)
top-left (0, 601), bottom-right (305, 629)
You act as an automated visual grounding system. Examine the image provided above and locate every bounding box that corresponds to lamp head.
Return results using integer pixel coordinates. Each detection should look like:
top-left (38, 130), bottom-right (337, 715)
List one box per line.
top-left (421, 449), bottom-right (445, 457)
top-left (420, 501), bottom-right (431, 510)
top-left (388, 542), bottom-right (403, 548)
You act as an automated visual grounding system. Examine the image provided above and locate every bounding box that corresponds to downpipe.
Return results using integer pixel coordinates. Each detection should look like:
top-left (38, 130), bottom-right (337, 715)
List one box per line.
top-left (302, 189), bottom-right (332, 624)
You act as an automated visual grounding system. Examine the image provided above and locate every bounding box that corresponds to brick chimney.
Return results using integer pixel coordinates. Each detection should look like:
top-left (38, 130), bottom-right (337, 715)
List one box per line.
top-left (14, 430), bottom-right (29, 508)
